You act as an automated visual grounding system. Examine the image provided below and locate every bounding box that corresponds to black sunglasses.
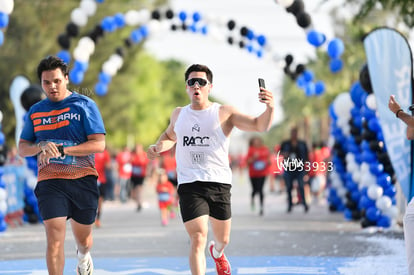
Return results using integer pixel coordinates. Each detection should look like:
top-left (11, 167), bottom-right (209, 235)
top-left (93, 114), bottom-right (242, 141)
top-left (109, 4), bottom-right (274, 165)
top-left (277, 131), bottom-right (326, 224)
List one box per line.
top-left (186, 78), bottom-right (209, 87)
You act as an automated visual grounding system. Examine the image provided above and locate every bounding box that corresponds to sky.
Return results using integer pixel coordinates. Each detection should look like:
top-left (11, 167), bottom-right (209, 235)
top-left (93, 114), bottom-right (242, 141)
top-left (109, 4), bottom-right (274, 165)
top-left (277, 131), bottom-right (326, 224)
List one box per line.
top-left (144, 0), bottom-right (344, 127)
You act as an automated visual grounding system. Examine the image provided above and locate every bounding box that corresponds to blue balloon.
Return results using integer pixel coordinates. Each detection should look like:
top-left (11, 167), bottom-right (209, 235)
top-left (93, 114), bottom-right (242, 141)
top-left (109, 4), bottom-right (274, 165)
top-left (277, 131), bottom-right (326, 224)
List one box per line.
top-left (73, 60), bottom-right (88, 72)
top-left (296, 75), bottom-right (307, 88)
top-left (140, 25), bottom-right (149, 38)
top-left (366, 206), bottom-right (381, 222)
top-left (98, 72), bottom-right (112, 84)
top-left (130, 29), bottom-right (143, 43)
top-left (314, 81), bottom-right (325, 95)
top-left (56, 50), bottom-right (71, 64)
top-left (0, 219), bottom-right (7, 232)
top-left (190, 24), bottom-right (197, 33)
top-left (0, 167), bottom-right (3, 177)
top-left (0, 30), bottom-right (4, 46)
top-left (344, 208), bottom-right (353, 220)
top-left (101, 16), bottom-right (116, 32)
top-left (256, 49), bottom-right (263, 58)
top-left (329, 104), bottom-right (338, 120)
top-left (377, 173), bottom-right (391, 188)
top-left (69, 69), bottom-right (84, 85)
top-left (384, 185), bottom-right (396, 198)
top-left (114, 13), bottom-right (126, 28)
top-left (327, 38), bottom-right (345, 59)
top-left (307, 30), bottom-right (326, 47)
top-left (0, 12), bottom-right (9, 28)
top-left (178, 11), bottom-right (187, 22)
top-left (0, 132), bottom-right (4, 145)
top-left (201, 25), bottom-right (208, 35)
top-left (369, 162), bottom-right (384, 176)
top-left (329, 58), bottom-right (343, 73)
top-left (95, 82), bottom-right (108, 96)
top-left (304, 82), bottom-right (315, 97)
top-left (359, 195), bottom-right (375, 209)
top-left (246, 29), bottom-right (255, 40)
top-left (256, 35), bottom-right (266, 46)
top-left (377, 215), bottom-right (391, 228)
top-left (351, 190), bottom-right (361, 202)
top-left (192, 12), bottom-right (201, 22)
top-left (0, 179), bottom-right (5, 189)
top-left (302, 70), bottom-right (314, 82)
top-left (368, 117), bottom-right (381, 133)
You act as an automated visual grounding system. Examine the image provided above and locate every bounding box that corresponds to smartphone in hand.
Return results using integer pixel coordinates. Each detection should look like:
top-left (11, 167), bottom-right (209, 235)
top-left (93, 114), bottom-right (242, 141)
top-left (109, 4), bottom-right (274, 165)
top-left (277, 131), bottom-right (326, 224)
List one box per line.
top-left (258, 78), bottom-right (266, 100)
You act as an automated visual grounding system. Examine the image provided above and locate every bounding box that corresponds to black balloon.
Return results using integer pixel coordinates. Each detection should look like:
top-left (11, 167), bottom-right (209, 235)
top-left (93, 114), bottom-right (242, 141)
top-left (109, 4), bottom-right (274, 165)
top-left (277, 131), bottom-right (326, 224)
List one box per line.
top-left (66, 22), bottom-right (79, 37)
top-left (21, 84), bottom-right (44, 111)
top-left (359, 64), bottom-right (373, 94)
top-left (124, 38), bottom-right (132, 48)
top-left (170, 24), bottom-right (177, 31)
top-left (57, 33), bottom-right (70, 49)
top-left (286, 0), bottom-right (305, 16)
top-left (165, 9), bottom-right (174, 19)
top-left (227, 20), bottom-right (236, 30)
top-left (151, 10), bottom-right (161, 20)
top-left (181, 23), bottom-right (187, 31)
top-left (238, 40), bottom-right (245, 49)
top-left (295, 64), bottom-right (305, 75)
top-left (240, 26), bottom-right (248, 36)
top-left (296, 11), bottom-right (311, 28)
top-left (227, 36), bottom-right (234, 45)
top-left (88, 25), bottom-right (104, 43)
top-left (285, 54), bottom-right (293, 66)
top-left (115, 47), bottom-right (125, 57)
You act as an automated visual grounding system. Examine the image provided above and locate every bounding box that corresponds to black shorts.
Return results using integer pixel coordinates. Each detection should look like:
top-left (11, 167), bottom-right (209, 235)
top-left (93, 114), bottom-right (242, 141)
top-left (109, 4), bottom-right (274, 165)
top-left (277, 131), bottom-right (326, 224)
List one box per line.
top-left (34, 175), bottom-right (99, 225)
top-left (177, 181), bottom-right (231, 223)
top-left (131, 176), bottom-right (145, 187)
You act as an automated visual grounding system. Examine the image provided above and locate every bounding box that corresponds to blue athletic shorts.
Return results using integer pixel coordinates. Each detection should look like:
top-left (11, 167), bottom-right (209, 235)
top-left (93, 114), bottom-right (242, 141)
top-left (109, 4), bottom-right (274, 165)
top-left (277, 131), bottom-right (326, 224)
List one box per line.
top-left (34, 175), bottom-right (99, 225)
top-left (177, 181), bottom-right (232, 223)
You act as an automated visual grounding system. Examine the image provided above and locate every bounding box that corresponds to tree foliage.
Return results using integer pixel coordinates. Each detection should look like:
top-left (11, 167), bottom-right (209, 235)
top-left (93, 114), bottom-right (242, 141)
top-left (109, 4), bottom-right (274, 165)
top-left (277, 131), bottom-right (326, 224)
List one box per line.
top-left (0, 0), bottom-right (194, 150)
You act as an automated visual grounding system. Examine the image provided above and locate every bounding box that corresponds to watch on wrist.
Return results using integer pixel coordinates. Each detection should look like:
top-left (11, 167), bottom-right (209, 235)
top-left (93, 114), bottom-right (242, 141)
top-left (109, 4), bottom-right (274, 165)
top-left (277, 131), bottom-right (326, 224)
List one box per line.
top-left (57, 145), bottom-right (65, 157)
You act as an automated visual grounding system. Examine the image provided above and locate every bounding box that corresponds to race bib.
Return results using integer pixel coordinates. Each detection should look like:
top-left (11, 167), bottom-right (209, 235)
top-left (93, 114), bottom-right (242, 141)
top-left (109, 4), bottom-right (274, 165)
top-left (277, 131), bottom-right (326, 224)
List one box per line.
top-left (253, 161), bottom-right (266, 171)
top-left (158, 192), bottom-right (170, 202)
top-left (45, 139), bottom-right (77, 165)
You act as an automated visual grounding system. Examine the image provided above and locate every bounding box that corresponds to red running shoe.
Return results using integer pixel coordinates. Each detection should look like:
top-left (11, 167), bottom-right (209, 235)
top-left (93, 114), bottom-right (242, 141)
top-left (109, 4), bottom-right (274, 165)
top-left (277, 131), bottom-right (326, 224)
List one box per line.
top-left (208, 241), bottom-right (231, 275)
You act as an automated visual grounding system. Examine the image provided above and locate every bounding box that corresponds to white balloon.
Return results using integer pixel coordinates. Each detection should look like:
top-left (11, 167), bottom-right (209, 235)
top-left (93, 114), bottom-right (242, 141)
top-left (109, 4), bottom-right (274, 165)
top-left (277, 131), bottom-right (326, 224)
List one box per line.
top-left (73, 46), bottom-right (90, 63)
top-left (333, 92), bottom-right (354, 119)
top-left (352, 171), bottom-right (361, 183)
top-left (71, 8), bottom-right (88, 27)
top-left (102, 61), bottom-right (118, 76)
top-left (360, 171), bottom-right (376, 188)
top-left (125, 10), bottom-right (140, 26)
top-left (78, 37), bottom-right (95, 55)
top-left (0, 0), bottom-right (14, 14)
top-left (367, 185), bottom-right (383, 200)
top-left (375, 196), bottom-right (392, 211)
top-left (0, 200), bottom-right (6, 214)
top-left (139, 9), bottom-right (151, 23)
top-left (147, 19), bottom-right (161, 35)
top-left (275, 0), bottom-right (294, 8)
top-left (80, 0), bottom-right (97, 17)
top-left (366, 94), bottom-right (377, 110)
top-left (0, 188), bottom-right (7, 201)
top-left (383, 205), bottom-right (399, 219)
top-left (109, 54), bottom-right (123, 70)
top-left (0, 110), bottom-right (3, 123)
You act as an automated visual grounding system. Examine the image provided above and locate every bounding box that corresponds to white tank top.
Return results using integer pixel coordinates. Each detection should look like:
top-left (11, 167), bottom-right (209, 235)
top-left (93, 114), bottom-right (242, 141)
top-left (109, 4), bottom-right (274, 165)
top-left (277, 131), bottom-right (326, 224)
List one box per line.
top-left (174, 103), bottom-right (232, 185)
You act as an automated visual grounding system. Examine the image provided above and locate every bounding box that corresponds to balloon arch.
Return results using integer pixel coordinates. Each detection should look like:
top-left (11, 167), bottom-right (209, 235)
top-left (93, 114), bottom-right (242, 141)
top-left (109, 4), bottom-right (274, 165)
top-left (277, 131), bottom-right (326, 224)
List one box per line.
top-left (1, 0), bottom-right (397, 233)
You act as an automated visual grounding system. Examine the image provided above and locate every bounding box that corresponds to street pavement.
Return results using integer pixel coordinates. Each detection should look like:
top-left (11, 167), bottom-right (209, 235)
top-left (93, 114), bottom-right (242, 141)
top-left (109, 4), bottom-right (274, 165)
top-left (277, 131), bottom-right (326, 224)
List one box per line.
top-left (0, 170), bottom-right (408, 274)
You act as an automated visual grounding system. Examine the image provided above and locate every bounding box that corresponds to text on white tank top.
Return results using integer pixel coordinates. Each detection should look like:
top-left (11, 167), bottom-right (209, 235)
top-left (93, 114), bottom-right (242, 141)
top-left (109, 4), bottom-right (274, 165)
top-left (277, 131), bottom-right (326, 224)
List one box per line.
top-left (174, 102), bottom-right (232, 185)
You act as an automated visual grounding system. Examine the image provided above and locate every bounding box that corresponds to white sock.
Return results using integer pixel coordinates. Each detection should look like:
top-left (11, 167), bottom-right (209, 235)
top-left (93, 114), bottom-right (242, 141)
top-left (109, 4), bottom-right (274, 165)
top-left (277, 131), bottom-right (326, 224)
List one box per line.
top-left (213, 246), bottom-right (223, 258)
top-left (77, 251), bottom-right (89, 261)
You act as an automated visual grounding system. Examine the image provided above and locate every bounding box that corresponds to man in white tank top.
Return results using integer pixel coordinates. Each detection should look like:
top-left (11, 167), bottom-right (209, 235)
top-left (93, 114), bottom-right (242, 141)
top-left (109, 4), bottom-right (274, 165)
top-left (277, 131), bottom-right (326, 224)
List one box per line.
top-left (147, 64), bottom-right (274, 275)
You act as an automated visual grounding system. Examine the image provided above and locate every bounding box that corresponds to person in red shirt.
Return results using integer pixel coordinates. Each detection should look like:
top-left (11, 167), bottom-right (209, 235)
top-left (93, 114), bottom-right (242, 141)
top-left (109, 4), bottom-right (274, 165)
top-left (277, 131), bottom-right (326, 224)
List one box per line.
top-left (159, 146), bottom-right (178, 214)
top-left (155, 168), bottom-right (176, 226)
top-left (94, 148), bottom-right (111, 227)
top-left (116, 146), bottom-right (132, 203)
top-left (130, 144), bottom-right (149, 211)
top-left (246, 136), bottom-right (271, 216)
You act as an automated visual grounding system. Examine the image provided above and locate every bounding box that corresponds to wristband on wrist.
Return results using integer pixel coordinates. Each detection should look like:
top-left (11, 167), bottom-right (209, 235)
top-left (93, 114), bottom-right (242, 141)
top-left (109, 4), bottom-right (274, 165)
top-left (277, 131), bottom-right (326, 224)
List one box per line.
top-left (396, 109), bottom-right (404, 118)
top-left (57, 145), bottom-right (65, 157)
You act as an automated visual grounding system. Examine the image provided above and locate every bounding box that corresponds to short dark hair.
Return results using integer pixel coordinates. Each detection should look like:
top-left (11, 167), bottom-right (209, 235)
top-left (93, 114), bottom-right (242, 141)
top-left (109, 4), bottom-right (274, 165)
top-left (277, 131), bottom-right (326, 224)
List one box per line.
top-left (184, 64), bottom-right (213, 83)
top-left (37, 56), bottom-right (69, 81)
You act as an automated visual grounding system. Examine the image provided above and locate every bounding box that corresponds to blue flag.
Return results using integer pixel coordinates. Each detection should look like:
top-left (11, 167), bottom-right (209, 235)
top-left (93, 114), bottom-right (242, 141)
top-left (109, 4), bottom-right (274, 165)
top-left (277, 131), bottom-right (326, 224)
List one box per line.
top-left (363, 27), bottom-right (414, 201)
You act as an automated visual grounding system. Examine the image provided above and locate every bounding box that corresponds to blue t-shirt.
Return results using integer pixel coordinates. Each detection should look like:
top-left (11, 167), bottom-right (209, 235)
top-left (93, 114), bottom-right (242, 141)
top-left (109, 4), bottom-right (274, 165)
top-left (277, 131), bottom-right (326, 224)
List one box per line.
top-left (20, 92), bottom-right (106, 180)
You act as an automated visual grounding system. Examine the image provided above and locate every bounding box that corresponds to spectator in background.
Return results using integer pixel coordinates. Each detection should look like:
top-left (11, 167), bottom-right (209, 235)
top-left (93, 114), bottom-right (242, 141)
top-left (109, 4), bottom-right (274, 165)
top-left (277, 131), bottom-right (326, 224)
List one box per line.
top-left (160, 145), bottom-right (178, 214)
top-left (130, 144), bottom-right (149, 212)
top-left (155, 168), bottom-right (176, 226)
top-left (246, 136), bottom-right (271, 216)
top-left (280, 127), bottom-right (309, 213)
top-left (94, 148), bottom-right (111, 227)
top-left (116, 146), bottom-right (132, 203)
